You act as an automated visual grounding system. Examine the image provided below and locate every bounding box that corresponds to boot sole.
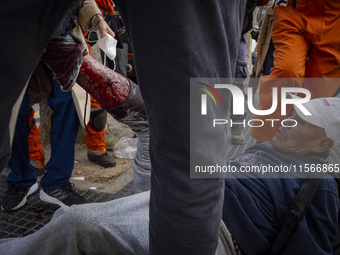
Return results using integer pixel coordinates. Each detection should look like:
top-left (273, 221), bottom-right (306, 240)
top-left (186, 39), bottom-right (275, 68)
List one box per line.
top-left (89, 159), bottom-right (116, 168)
top-left (88, 155), bottom-right (116, 168)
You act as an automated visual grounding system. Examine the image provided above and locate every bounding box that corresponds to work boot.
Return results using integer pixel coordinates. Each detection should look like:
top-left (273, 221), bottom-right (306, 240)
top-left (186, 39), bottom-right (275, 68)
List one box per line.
top-left (88, 151), bottom-right (116, 168)
top-left (231, 125), bottom-right (245, 145)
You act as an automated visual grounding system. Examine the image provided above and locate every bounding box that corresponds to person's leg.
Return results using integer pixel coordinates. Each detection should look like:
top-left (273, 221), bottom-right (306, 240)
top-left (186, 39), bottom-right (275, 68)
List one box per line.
top-left (28, 108), bottom-right (45, 174)
top-left (7, 91), bottom-right (37, 189)
top-left (231, 71), bottom-right (248, 145)
top-left (1, 91), bottom-right (38, 211)
top-left (0, 0), bottom-right (83, 173)
top-left (231, 34), bottom-right (249, 145)
top-left (39, 66), bottom-right (80, 191)
top-left (269, 6), bottom-right (311, 79)
top-left (0, 191), bottom-right (151, 255)
top-left (116, 42), bottom-right (128, 77)
top-left (75, 54), bottom-right (151, 193)
top-left (303, 0), bottom-right (340, 98)
top-left (302, 44), bottom-right (340, 101)
top-left (115, 1), bottom-right (245, 254)
top-left (38, 65), bottom-right (86, 207)
top-left (85, 97), bottom-right (116, 168)
top-left (132, 129), bottom-right (151, 193)
top-left (252, 5), bottom-right (312, 142)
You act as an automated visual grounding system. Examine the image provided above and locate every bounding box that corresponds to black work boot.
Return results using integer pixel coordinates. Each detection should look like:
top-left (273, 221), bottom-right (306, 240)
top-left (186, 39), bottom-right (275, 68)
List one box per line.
top-left (87, 151), bottom-right (116, 168)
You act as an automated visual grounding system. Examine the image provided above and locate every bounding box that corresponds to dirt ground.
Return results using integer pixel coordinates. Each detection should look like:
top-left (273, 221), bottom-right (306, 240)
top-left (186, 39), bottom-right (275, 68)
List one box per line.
top-left (28, 113), bottom-right (136, 187)
top-left (0, 104), bottom-right (136, 194)
top-left (73, 146), bottom-right (133, 183)
top-left (70, 114), bottom-right (135, 184)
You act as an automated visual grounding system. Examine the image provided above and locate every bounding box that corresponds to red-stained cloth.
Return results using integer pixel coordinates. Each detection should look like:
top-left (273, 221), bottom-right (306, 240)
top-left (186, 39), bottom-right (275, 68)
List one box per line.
top-left (41, 37), bottom-right (88, 91)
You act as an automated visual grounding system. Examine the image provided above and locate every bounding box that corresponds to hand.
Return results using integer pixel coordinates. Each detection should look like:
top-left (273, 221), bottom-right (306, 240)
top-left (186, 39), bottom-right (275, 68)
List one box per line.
top-left (96, 20), bottom-right (115, 38)
top-left (254, 52), bottom-right (260, 59)
top-left (117, 28), bottom-right (126, 36)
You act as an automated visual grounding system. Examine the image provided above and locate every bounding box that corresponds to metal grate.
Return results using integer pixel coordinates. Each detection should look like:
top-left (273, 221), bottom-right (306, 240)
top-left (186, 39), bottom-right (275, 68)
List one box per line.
top-left (0, 176), bottom-right (135, 239)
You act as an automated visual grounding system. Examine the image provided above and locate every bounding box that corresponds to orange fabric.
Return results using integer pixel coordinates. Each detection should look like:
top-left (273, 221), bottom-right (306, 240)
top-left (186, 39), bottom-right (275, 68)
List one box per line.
top-left (95, 0), bottom-right (114, 16)
top-left (84, 96), bottom-right (106, 153)
top-left (28, 109), bottom-right (45, 169)
top-left (252, 0), bottom-right (340, 142)
top-left (85, 123), bottom-right (107, 153)
top-left (90, 95), bottom-right (101, 108)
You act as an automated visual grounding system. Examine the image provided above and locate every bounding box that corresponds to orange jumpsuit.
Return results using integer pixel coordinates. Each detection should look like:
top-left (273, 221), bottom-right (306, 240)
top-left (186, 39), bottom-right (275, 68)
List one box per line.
top-left (85, 0), bottom-right (114, 154)
top-left (84, 40), bottom-right (108, 154)
top-left (252, 0), bottom-right (340, 142)
top-left (85, 97), bottom-right (107, 153)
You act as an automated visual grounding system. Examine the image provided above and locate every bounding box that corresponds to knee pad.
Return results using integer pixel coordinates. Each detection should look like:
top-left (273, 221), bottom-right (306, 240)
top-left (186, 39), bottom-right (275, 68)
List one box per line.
top-left (89, 108), bottom-right (107, 132)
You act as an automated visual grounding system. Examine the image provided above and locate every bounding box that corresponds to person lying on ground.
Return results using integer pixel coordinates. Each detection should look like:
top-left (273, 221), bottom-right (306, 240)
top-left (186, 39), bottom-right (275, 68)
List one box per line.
top-left (222, 96), bottom-right (340, 254)
top-left (0, 96), bottom-right (339, 255)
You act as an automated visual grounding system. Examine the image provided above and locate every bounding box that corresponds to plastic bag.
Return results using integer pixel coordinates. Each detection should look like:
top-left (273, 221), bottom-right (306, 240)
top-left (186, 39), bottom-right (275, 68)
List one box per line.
top-left (113, 137), bottom-right (138, 159)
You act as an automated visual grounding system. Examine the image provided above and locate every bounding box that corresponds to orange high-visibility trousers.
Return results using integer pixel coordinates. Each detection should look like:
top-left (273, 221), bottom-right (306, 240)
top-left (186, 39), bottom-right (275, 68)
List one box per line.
top-left (252, 0), bottom-right (340, 142)
top-left (85, 96), bottom-right (107, 154)
top-left (28, 99), bottom-right (108, 158)
top-left (28, 108), bottom-right (45, 169)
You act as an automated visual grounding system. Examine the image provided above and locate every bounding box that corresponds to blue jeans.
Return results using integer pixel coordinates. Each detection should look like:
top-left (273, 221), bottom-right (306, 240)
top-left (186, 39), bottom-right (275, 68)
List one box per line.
top-left (7, 67), bottom-right (79, 191)
top-left (0, 0), bottom-right (83, 174)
